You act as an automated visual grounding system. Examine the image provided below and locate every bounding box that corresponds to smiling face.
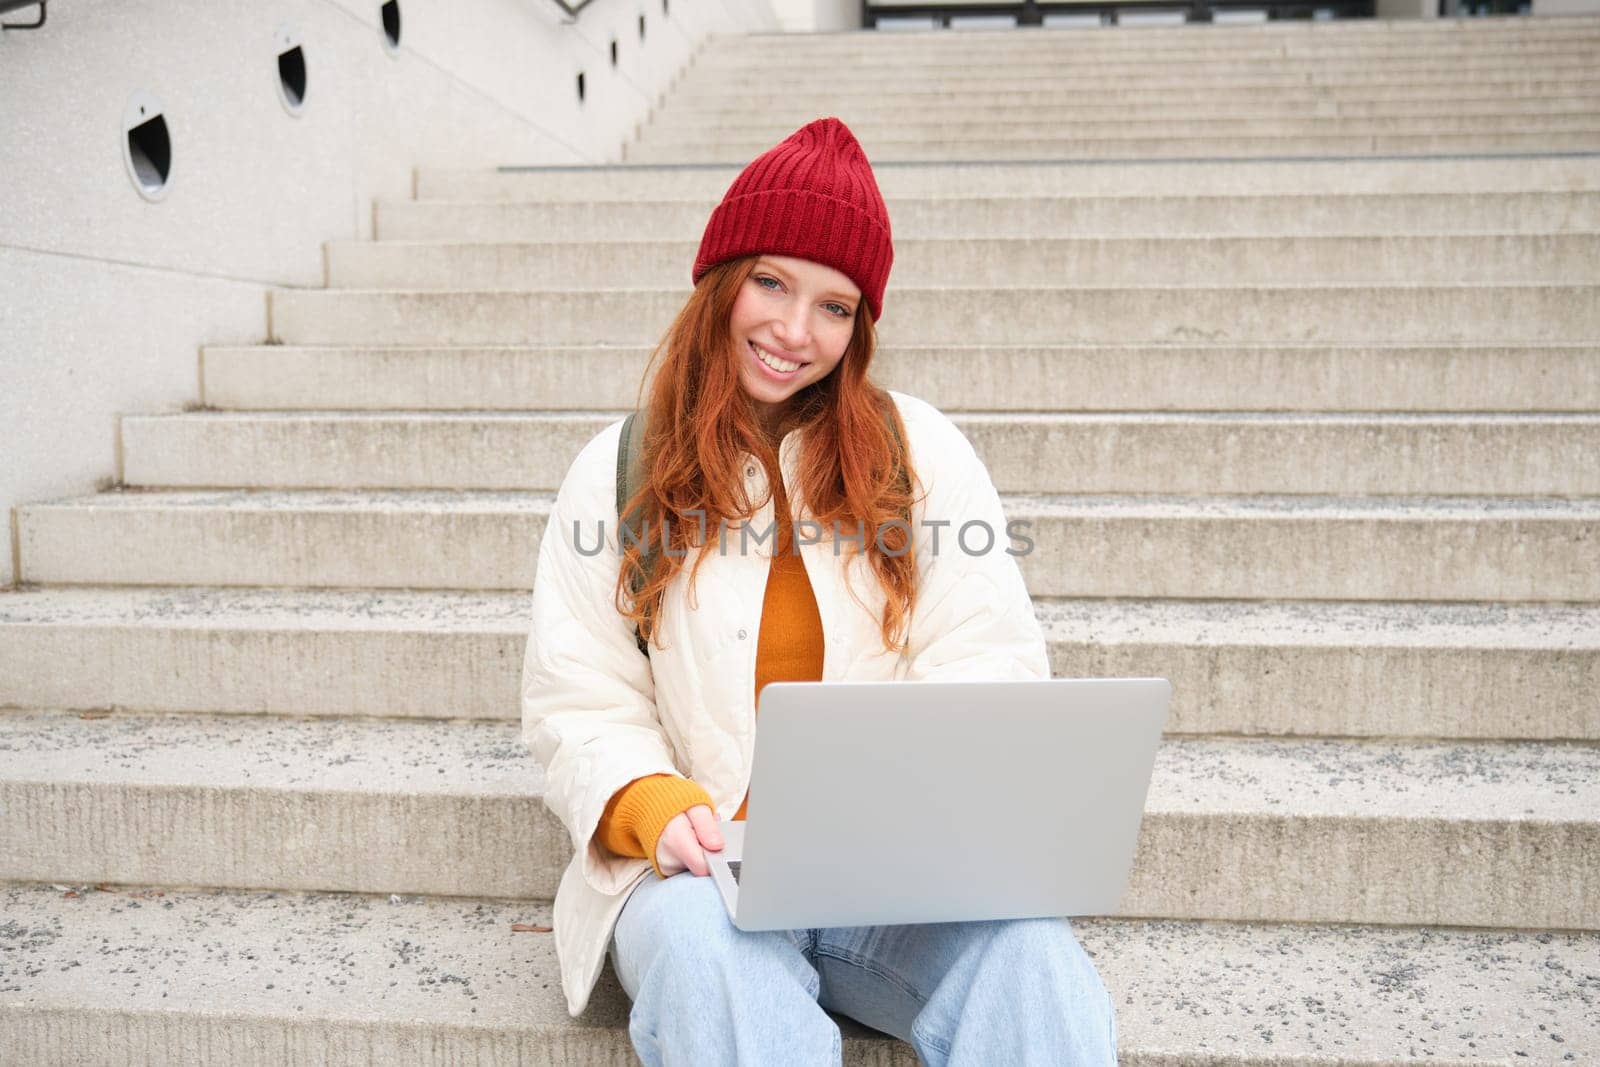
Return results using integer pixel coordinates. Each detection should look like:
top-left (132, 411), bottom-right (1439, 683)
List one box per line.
top-left (729, 254), bottom-right (861, 437)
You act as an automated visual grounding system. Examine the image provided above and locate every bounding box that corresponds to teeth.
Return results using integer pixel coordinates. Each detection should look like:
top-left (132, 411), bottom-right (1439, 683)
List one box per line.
top-left (753, 342), bottom-right (800, 373)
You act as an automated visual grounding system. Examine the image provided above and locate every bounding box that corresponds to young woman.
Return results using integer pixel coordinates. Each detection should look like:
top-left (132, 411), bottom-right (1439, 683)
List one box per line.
top-left (522, 117), bottom-right (1118, 1065)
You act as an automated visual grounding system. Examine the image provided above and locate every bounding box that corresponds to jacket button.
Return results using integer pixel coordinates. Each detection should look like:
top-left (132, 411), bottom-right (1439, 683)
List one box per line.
top-left (746, 465), bottom-right (756, 477)
top-left (737, 629), bottom-right (748, 640)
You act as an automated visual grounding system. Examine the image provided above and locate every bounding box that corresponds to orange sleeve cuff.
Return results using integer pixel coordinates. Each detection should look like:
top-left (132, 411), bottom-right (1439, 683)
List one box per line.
top-left (596, 773), bottom-right (717, 879)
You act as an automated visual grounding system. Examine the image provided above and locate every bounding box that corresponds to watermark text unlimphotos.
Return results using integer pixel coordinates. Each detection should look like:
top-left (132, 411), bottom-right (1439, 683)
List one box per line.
top-left (571, 513), bottom-right (1035, 558)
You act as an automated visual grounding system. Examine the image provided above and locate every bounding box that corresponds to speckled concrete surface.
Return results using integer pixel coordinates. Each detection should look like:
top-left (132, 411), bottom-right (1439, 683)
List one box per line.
top-left (0, 709), bottom-right (562, 898)
top-left (20, 488), bottom-right (559, 513)
top-left (267, 284), bottom-right (1600, 348)
top-left (0, 882), bottom-right (906, 1066)
top-left (2, 882), bottom-right (1595, 1065)
top-left (0, 709), bottom-right (1593, 925)
top-left (1007, 494), bottom-right (1600, 601)
top-left (118, 409), bottom-right (1600, 494)
top-left (675, 56), bottom-right (1600, 88)
top-left (1033, 598), bottom-right (1600, 650)
top-left (324, 235), bottom-right (1600, 293)
top-left (200, 342), bottom-right (1600, 414)
top-left (8, 710), bottom-right (1588, 821)
top-left (625, 136), bottom-right (1600, 165)
top-left (1091, 917), bottom-right (1600, 1065)
top-left (1038, 598), bottom-right (1600, 738)
top-left (3, 588), bottom-right (1594, 737)
top-left (0, 586), bottom-right (533, 720)
top-left (0, 708), bottom-right (540, 796)
top-left (39, 487), bottom-right (1600, 518)
top-left (16, 490), bottom-right (1600, 598)
top-left (0, 585), bottom-right (532, 630)
top-left (650, 110), bottom-right (1600, 141)
top-left (15, 489), bottom-right (555, 591)
top-left (1005, 492), bottom-right (1600, 520)
top-left (418, 154), bottom-right (1600, 202)
top-left (374, 193), bottom-right (1600, 243)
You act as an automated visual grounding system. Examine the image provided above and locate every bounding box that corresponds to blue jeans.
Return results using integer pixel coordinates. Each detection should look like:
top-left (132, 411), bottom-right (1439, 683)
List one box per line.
top-left (607, 871), bottom-right (1119, 1066)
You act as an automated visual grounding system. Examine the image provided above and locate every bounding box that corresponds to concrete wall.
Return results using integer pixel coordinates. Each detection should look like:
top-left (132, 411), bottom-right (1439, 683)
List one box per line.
top-left (0, 0), bottom-right (777, 589)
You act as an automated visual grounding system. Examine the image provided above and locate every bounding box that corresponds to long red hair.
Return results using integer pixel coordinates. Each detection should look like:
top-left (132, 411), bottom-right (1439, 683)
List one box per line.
top-left (614, 255), bottom-right (921, 656)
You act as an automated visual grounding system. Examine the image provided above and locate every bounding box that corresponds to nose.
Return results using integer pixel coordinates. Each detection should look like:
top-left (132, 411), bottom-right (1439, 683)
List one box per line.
top-left (771, 302), bottom-right (810, 350)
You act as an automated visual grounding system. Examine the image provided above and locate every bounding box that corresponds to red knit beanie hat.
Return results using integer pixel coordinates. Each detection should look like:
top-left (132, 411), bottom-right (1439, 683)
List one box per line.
top-left (692, 117), bottom-right (894, 322)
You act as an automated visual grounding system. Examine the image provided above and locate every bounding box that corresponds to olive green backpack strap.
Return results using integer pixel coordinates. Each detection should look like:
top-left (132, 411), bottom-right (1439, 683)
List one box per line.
top-left (617, 411), bottom-right (654, 658)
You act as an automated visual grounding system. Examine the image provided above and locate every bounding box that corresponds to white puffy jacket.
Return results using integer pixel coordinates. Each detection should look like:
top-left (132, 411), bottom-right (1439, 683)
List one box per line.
top-left (520, 389), bottom-right (1050, 1017)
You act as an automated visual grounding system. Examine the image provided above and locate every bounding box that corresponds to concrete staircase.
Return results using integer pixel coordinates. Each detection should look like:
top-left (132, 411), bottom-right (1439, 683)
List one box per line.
top-left (628, 15), bottom-right (1600, 161)
top-left (4, 14), bottom-right (1599, 1065)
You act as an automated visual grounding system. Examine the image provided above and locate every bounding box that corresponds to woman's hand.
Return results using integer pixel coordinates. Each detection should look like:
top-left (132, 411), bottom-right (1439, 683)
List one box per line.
top-left (654, 804), bottom-right (725, 877)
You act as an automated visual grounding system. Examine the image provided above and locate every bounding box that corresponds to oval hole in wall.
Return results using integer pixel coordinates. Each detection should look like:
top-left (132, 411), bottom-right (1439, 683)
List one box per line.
top-left (610, 38), bottom-right (618, 66)
top-left (278, 47), bottom-right (307, 106)
top-left (122, 90), bottom-right (172, 202)
top-left (275, 23), bottom-right (308, 114)
top-left (381, 1), bottom-right (401, 52)
top-left (576, 71), bottom-right (585, 103)
top-left (662, 0), bottom-right (669, 15)
top-left (638, 14), bottom-right (646, 39)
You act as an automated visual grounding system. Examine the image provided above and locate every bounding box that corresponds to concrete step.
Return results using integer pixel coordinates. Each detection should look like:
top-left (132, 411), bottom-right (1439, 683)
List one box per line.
top-left (725, 15), bottom-right (1600, 40)
top-left (715, 21), bottom-right (1600, 43)
top-left (677, 67), bottom-right (1600, 102)
top-left (377, 192), bottom-right (1600, 243)
top-left (0, 587), bottom-right (531, 723)
top-left (2, 587), bottom-right (1593, 740)
top-left (688, 36), bottom-right (1600, 63)
top-left (119, 411), bottom-right (1600, 496)
top-left (0, 708), bottom-right (565, 900)
top-left (651, 93), bottom-right (1600, 127)
top-left (693, 30), bottom-right (1600, 55)
top-left (711, 21), bottom-right (1600, 56)
top-left (0, 708), bottom-right (1592, 926)
top-left (327, 235), bottom-right (1600, 289)
top-left (622, 130), bottom-right (1600, 164)
top-left (267, 285), bottom-right (1600, 346)
top-left (697, 38), bottom-right (1600, 67)
top-left (16, 490), bottom-right (1599, 601)
top-left (416, 156), bottom-right (1600, 200)
top-left (697, 35), bottom-right (1600, 63)
top-left (5, 883), bottom-right (1596, 1067)
top-left (697, 51), bottom-right (1600, 75)
top-left (638, 111), bottom-right (1600, 145)
top-left (640, 112), bottom-right (1600, 143)
top-left (671, 65), bottom-right (1600, 98)
top-left (373, 193), bottom-right (1600, 242)
top-left (200, 342), bottom-right (1600, 413)
top-left (663, 77), bottom-right (1600, 110)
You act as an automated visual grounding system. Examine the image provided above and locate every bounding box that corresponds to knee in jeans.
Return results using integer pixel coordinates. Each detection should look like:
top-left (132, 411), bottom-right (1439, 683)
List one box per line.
top-left (625, 871), bottom-right (720, 925)
top-left (991, 919), bottom-right (1104, 986)
top-left (987, 915), bottom-right (1071, 955)
top-left (625, 874), bottom-right (741, 970)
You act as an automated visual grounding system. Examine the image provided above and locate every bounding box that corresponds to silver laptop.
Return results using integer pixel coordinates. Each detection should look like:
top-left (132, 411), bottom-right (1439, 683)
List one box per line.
top-left (705, 677), bottom-right (1170, 932)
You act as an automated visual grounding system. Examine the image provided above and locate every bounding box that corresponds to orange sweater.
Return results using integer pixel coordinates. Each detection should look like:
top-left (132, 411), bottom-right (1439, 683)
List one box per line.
top-left (596, 462), bottom-right (824, 877)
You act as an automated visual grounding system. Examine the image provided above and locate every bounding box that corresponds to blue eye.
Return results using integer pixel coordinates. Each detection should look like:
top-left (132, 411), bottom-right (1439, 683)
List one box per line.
top-left (755, 275), bottom-right (851, 318)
